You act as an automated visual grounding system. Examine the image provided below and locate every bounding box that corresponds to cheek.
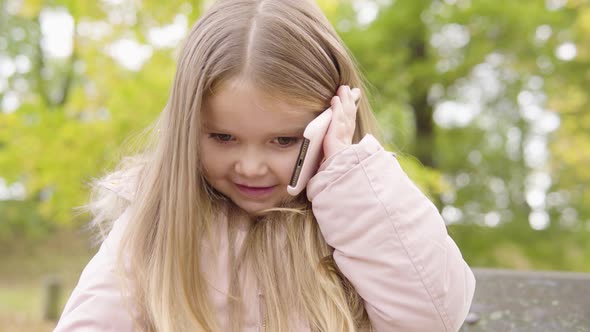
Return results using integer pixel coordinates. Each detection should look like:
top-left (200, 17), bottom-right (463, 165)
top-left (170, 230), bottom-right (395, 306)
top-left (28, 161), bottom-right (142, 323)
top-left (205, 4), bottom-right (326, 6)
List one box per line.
top-left (271, 150), bottom-right (299, 181)
top-left (200, 142), bottom-right (230, 179)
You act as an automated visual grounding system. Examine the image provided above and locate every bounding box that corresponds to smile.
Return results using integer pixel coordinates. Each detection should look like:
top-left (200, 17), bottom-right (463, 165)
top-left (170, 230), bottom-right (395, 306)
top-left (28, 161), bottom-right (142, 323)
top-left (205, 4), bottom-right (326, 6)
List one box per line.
top-left (235, 184), bottom-right (277, 199)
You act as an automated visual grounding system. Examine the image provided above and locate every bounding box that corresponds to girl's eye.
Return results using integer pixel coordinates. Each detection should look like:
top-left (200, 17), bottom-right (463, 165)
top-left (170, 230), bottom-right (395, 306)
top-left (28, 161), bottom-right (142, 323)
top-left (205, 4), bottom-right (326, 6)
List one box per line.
top-left (274, 137), bottom-right (299, 147)
top-left (210, 133), bottom-right (234, 143)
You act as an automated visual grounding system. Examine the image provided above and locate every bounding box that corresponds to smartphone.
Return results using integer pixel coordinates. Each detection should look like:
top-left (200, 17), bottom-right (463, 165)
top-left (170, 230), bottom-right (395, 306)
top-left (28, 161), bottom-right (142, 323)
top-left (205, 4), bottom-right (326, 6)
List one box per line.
top-left (287, 91), bottom-right (360, 196)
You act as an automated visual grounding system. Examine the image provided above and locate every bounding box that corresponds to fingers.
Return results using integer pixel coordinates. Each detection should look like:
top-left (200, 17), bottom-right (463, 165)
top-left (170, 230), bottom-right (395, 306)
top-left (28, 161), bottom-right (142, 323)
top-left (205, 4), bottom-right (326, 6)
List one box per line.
top-left (337, 85), bottom-right (355, 110)
top-left (323, 85), bottom-right (362, 158)
top-left (351, 88), bottom-right (361, 105)
top-left (334, 85), bottom-right (361, 118)
top-left (330, 85), bottom-right (360, 139)
top-left (337, 85), bottom-right (351, 105)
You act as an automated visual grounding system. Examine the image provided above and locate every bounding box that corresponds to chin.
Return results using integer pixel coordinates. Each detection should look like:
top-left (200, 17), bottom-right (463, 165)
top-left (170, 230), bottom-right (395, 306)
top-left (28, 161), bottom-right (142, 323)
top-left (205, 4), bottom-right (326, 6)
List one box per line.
top-left (233, 195), bottom-right (293, 215)
top-left (239, 196), bottom-right (305, 217)
top-left (239, 203), bottom-right (276, 216)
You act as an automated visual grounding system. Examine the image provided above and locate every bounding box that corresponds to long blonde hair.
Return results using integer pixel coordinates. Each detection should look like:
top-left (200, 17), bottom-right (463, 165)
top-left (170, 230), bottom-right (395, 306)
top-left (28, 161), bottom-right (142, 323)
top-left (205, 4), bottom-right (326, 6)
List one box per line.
top-left (88, 0), bottom-right (381, 330)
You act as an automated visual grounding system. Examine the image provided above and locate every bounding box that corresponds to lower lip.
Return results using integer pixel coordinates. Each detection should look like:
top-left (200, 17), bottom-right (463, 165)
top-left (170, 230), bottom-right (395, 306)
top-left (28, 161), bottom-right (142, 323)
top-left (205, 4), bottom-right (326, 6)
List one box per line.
top-left (235, 184), bottom-right (276, 199)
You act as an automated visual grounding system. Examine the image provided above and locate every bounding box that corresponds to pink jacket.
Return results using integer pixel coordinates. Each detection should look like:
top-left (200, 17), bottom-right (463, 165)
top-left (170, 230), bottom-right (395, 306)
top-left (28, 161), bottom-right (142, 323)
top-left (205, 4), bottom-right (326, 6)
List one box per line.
top-left (55, 134), bottom-right (475, 331)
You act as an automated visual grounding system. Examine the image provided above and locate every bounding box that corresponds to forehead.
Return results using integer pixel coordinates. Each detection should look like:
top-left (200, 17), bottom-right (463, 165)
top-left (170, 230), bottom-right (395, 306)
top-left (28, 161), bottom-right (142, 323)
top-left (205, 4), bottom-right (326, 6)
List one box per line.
top-left (203, 80), bottom-right (316, 132)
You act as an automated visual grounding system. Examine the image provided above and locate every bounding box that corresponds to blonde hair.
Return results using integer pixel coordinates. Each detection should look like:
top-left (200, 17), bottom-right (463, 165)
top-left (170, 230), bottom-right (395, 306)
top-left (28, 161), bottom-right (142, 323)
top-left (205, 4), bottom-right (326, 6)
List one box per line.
top-left (88, 0), bottom-right (380, 330)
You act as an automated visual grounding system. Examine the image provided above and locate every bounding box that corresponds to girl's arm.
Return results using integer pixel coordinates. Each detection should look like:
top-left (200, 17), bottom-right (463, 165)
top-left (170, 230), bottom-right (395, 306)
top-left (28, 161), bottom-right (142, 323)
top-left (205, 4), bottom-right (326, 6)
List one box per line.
top-left (307, 134), bottom-right (475, 332)
top-left (54, 208), bottom-right (136, 332)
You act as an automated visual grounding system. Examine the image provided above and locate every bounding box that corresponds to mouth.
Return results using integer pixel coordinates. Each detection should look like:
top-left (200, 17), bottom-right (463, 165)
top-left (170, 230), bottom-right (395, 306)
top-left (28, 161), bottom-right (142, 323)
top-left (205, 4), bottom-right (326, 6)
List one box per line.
top-left (235, 184), bottom-right (277, 199)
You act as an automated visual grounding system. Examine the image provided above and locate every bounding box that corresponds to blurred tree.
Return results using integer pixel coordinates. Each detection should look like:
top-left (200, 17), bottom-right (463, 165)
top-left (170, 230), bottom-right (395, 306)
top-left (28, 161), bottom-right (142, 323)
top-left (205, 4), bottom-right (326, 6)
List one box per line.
top-left (333, 0), bottom-right (590, 270)
top-left (547, 1), bottom-right (590, 234)
top-left (0, 0), bottom-right (204, 231)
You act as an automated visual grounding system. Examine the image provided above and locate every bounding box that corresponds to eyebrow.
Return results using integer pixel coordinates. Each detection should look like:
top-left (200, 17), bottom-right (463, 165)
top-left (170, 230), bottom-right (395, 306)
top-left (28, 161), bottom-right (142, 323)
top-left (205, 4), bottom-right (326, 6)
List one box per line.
top-left (203, 124), bottom-right (306, 136)
top-left (270, 127), bottom-right (306, 136)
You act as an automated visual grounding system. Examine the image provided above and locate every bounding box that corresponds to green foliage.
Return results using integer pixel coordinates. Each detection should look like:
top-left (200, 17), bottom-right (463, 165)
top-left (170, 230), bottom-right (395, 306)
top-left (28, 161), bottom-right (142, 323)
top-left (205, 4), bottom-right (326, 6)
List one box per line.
top-left (0, 199), bottom-right (51, 242)
top-left (0, 0), bottom-right (180, 234)
top-left (335, 0), bottom-right (590, 271)
top-left (450, 223), bottom-right (590, 272)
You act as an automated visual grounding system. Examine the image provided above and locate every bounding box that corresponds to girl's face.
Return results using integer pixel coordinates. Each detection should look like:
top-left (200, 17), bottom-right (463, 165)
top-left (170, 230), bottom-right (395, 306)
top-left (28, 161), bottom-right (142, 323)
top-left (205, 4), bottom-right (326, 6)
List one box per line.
top-left (200, 80), bottom-right (317, 215)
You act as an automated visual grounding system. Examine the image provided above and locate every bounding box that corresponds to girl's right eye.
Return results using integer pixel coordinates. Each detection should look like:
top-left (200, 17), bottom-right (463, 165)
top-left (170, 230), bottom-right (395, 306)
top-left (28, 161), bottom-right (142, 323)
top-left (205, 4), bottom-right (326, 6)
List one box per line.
top-left (209, 133), bottom-right (235, 143)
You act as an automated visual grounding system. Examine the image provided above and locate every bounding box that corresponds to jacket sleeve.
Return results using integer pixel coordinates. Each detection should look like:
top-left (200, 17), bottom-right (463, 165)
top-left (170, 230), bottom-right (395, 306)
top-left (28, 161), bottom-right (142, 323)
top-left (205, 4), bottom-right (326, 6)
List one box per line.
top-left (54, 208), bottom-right (136, 332)
top-left (307, 134), bottom-right (475, 332)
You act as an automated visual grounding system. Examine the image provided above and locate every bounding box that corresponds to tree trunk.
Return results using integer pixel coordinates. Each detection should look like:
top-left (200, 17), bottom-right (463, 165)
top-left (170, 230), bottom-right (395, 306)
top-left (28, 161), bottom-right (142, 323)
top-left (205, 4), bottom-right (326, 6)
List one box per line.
top-left (408, 38), bottom-right (435, 167)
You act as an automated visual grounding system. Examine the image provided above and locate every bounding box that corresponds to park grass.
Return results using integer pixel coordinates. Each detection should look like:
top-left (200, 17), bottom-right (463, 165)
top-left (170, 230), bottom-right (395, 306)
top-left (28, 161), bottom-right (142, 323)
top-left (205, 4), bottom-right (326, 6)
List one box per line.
top-left (0, 282), bottom-right (58, 332)
top-left (0, 229), bottom-right (96, 332)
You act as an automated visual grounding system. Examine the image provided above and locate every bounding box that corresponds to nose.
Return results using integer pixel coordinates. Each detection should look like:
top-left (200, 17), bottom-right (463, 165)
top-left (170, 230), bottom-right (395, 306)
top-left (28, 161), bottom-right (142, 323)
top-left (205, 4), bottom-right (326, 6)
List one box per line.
top-left (234, 148), bottom-right (269, 178)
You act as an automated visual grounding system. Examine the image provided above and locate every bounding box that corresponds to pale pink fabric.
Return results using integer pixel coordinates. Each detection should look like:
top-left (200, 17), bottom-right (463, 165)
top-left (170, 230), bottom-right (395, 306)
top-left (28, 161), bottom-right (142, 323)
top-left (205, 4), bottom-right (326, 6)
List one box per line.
top-left (54, 134), bottom-right (475, 332)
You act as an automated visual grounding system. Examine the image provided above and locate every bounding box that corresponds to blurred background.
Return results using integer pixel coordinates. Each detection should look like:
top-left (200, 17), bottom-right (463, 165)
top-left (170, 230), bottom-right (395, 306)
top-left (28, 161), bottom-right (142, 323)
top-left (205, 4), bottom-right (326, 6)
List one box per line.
top-left (1, 0), bottom-right (589, 330)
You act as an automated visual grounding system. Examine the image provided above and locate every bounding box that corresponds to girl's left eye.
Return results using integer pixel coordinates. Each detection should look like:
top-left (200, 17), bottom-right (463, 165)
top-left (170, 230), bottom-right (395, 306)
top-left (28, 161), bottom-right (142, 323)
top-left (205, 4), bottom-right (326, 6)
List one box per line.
top-left (273, 137), bottom-right (299, 147)
top-left (209, 133), bottom-right (235, 143)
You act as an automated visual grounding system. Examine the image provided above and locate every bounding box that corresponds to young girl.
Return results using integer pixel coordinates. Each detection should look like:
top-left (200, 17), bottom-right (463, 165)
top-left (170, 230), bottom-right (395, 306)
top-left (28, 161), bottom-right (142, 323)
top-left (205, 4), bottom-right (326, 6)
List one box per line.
top-left (55, 0), bottom-right (475, 331)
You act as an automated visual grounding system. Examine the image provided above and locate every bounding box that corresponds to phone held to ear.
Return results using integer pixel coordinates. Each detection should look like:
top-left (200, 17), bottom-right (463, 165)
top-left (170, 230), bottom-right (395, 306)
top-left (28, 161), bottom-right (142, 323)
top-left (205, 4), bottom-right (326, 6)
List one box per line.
top-left (287, 91), bottom-right (360, 196)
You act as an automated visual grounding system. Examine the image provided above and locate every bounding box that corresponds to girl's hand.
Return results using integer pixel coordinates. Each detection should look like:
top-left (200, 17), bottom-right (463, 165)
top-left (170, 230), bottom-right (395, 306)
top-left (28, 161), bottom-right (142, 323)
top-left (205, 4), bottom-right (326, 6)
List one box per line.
top-left (323, 85), bottom-right (362, 159)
